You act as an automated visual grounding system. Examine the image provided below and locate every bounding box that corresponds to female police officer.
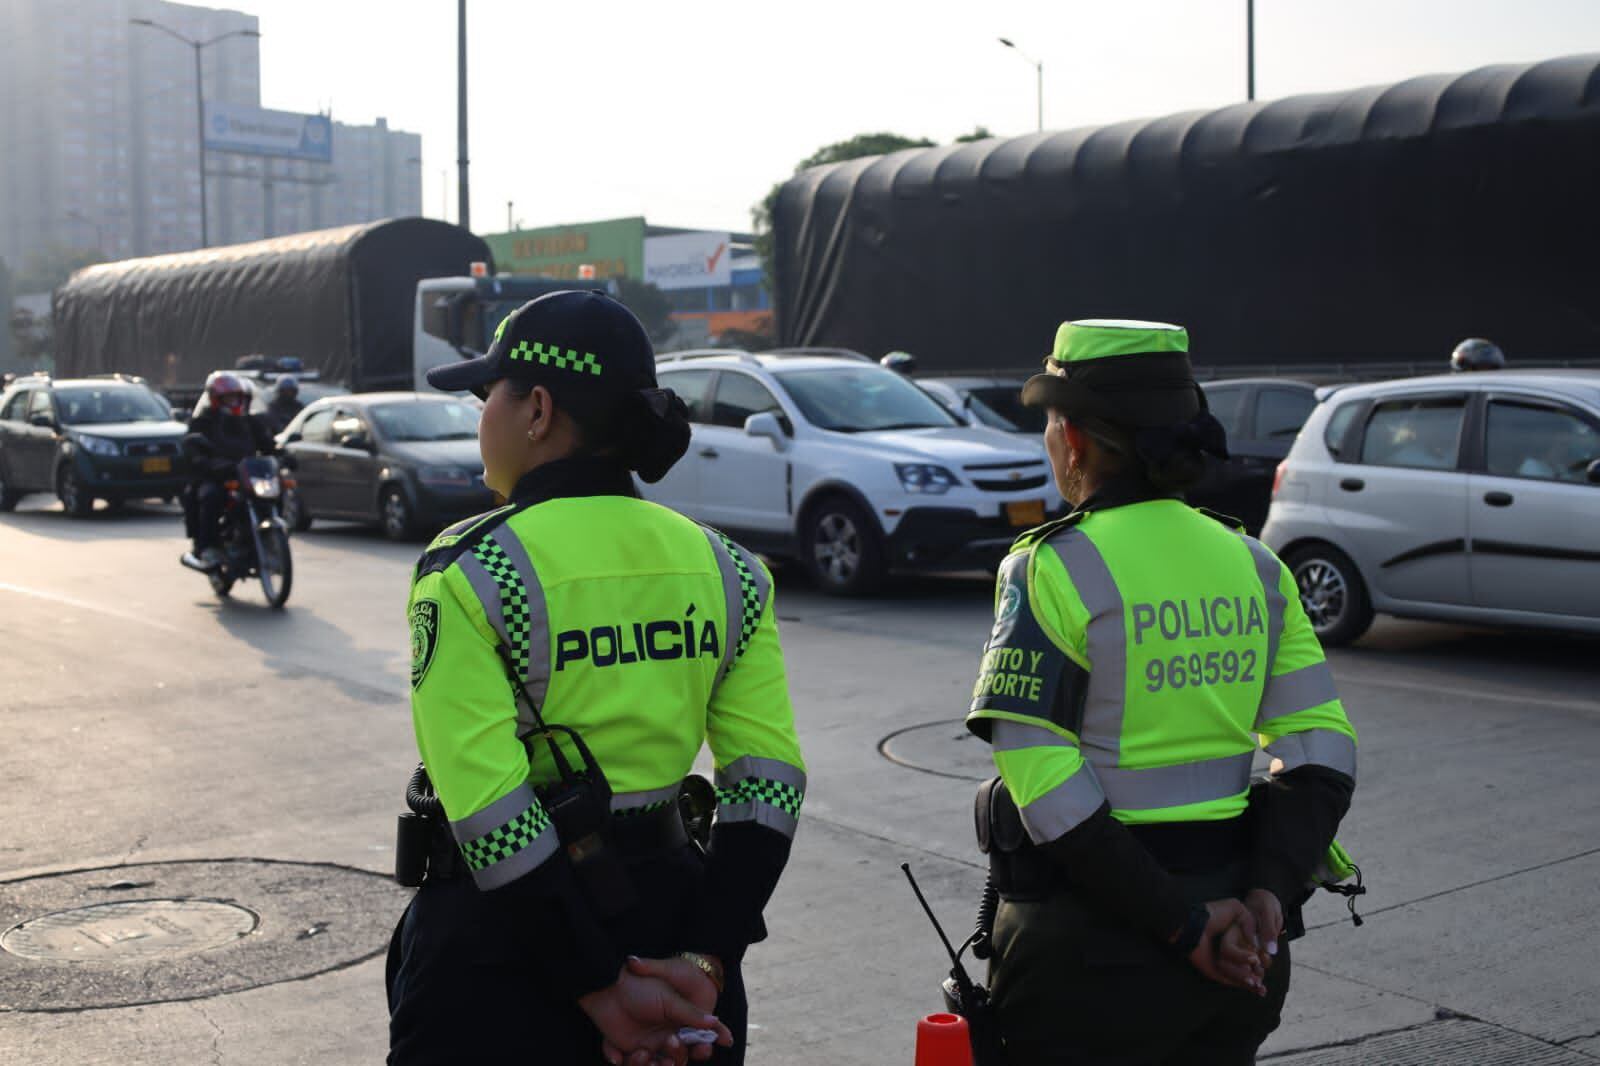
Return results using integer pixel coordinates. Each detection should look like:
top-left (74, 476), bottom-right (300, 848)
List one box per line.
top-left (966, 320), bottom-right (1357, 1064)
top-left (386, 290), bottom-right (806, 1066)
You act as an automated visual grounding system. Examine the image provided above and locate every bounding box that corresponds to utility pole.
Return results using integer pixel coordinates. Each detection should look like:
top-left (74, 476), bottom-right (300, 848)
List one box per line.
top-left (457, 0), bottom-right (471, 231)
top-left (507, 200), bottom-right (514, 233)
top-left (1247, 0), bottom-right (1256, 101)
top-left (131, 19), bottom-right (261, 249)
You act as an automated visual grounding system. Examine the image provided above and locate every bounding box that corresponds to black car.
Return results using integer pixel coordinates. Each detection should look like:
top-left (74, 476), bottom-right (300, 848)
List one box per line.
top-left (278, 392), bottom-right (493, 540)
top-left (0, 375), bottom-right (189, 516)
top-left (1192, 377), bottom-right (1319, 532)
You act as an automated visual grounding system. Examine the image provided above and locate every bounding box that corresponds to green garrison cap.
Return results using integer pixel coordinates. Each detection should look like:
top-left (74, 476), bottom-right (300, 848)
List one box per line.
top-left (1021, 318), bottom-right (1201, 429)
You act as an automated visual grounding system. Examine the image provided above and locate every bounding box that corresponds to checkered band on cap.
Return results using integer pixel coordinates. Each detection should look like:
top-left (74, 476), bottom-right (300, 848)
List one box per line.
top-left (458, 801), bottom-right (552, 872)
top-left (509, 340), bottom-right (603, 376)
top-left (471, 538), bottom-right (532, 679)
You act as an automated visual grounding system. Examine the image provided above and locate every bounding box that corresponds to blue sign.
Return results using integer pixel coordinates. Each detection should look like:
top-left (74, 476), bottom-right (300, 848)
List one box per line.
top-left (204, 104), bottom-right (333, 163)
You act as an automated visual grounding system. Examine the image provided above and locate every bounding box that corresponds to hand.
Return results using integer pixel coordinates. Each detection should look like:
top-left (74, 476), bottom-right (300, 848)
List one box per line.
top-left (625, 955), bottom-right (724, 1016)
top-left (1187, 899), bottom-right (1266, 996)
top-left (578, 968), bottom-right (732, 1066)
top-left (1244, 887), bottom-right (1284, 962)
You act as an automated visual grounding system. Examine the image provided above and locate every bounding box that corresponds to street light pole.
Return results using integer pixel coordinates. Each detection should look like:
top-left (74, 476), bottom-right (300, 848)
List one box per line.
top-left (130, 19), bottom-right (261, 249)
top-left (998, 38), bottom-right (1043, 132)
top-left (457, 0), bottom-right (471, 231)
top-left (1246, 0), bottom-right (1256, 101)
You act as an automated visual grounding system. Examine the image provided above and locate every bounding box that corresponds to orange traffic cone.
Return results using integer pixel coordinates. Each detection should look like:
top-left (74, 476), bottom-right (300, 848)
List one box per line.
top-left (915, 1012), bottom-right (973, 1066)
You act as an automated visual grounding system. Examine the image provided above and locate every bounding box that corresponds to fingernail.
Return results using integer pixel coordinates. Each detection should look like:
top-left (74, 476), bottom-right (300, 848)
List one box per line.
top-left (1267, 941), bottom-right (1278, 956)
top-left (628, 954), bottom-right (642, 962)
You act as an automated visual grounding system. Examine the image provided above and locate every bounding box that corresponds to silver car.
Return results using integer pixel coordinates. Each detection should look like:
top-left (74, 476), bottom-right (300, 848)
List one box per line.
top-left (1262, 370), bottom-right (1600, 644)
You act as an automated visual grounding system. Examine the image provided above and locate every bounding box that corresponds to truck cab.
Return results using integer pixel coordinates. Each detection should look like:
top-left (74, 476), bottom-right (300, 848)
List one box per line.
top-left (413, 273), bottom-right (599, 393)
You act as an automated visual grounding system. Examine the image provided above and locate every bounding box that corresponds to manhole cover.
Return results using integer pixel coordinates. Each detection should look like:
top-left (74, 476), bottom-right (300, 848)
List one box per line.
top-left (2, 899), bottom-right (258, 962)
top-left (0, 859), bottom-right (411, 1012)
top-left (880, 719), bottom-right (993, 781)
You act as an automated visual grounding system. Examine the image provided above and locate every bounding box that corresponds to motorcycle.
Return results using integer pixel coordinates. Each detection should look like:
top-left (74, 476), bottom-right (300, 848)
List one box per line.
top-left (180, 455), bottom-right (294, 608)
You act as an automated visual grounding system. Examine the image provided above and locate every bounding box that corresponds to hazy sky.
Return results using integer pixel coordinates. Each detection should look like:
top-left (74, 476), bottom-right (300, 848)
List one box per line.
top-left (248, 0), bottom-right (1600, 235)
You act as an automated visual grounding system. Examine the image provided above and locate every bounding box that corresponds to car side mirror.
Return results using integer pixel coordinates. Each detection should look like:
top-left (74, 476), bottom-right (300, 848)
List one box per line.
top-left (339, 431), bottom-right (375, 453)
top-left (28, 413), bottom-right (55, 429)
top-left (744, 411), bottom-right (789, 449)
top-left (284, 431), bottom-right (302, 444)
top-left (1587, 459), bottom-right (1600, 485)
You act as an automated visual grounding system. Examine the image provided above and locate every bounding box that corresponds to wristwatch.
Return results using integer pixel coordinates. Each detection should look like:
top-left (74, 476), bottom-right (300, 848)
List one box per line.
top-left (678, 951), bottom-right (725, 994)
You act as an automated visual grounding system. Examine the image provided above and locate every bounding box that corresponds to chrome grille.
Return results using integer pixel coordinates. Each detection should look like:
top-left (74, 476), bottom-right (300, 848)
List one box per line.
top-left (124, 441), bottom-right (180, 458)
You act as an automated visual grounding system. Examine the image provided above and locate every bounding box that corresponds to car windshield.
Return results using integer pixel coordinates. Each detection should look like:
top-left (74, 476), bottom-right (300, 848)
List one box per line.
top-left (966, 386), bottom-right (1045, 434)
top-left (774, 366), bottom-right (960, 433)
top-left (368, 400), bottom-right (480, 442)
top-left (55, 386), bottom-right (172, 425)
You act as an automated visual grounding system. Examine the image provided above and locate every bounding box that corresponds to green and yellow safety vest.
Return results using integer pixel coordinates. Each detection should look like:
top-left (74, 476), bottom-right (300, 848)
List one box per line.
top-left (407, 493), bottom-right (806, 890)
top-left (967, 498), bottom-right (1356, 842)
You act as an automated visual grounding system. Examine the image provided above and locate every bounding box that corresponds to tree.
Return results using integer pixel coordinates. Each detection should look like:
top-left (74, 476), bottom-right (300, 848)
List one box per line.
top-left (955, 125), bottom-right (995, 143)
top-left (16, 244), bottom-right (103, 295)
top-left (614, 277), bottom-right (677, 346)
top-left (752, 132), bottom-right (936, 292)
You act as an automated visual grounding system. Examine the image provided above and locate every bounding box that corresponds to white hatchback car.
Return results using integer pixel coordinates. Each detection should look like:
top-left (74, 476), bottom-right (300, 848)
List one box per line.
top-left (646, 351), bottom-right (1064, 594)
top-left (1262, 369), bottom-right (1600, 644)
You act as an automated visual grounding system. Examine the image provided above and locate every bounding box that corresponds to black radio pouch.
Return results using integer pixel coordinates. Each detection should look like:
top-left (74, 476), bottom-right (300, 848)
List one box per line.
top-left (975, 776), bottom-right (1057, 900)
top-left (526, 722), bottom-right (638, 918)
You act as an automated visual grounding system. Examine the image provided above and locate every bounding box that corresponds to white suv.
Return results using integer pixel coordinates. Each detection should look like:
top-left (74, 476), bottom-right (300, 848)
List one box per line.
top-left (645, 351), bottom-right (1064, 595)
top-left (1263, 369), bottom-right (1600, 644)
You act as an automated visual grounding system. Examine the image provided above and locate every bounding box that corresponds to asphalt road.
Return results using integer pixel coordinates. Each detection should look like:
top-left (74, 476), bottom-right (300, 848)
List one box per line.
top-left (2, 498), bottom-right (1598, 1064)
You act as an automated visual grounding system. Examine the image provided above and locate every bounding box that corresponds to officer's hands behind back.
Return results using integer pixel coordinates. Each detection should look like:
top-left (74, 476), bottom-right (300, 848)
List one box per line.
top-left (579, 961), bottom-right (733, 1066)
top-left (1190, 899), bottom-right (1269, 997)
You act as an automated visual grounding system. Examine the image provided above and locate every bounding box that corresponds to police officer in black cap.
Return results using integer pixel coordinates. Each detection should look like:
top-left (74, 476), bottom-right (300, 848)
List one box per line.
top-left (386, 290), bottom-right (806, 1066)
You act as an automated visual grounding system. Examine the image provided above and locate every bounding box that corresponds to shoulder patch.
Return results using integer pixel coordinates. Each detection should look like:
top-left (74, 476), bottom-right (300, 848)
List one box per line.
top-left (414, 504), bottom-right (517, 578)
top-left (410, 598), bottom-right (440, 689)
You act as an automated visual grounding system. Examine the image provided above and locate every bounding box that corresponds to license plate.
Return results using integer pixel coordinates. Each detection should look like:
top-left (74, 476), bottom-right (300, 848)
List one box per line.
top-left (1005, 499), bottom-right (1046, 527)
top-left (141, 457), bottom-right (171, 474)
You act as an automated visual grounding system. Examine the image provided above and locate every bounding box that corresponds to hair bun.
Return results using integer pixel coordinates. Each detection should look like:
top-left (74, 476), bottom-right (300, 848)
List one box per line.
top-left (619, 388), bottom-right (691, 483)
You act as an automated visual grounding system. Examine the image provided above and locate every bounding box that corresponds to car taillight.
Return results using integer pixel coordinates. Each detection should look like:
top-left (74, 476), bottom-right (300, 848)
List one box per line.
top-left (223, 479), bottom-right (240, 492)
top-left (1271, 461), bottom-right (1288, 498)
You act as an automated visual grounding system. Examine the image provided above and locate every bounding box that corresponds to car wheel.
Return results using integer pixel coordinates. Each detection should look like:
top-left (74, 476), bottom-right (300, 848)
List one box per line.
top-left (283, 487), bottom-right (312, 532)
top-left (1285, 543), bottom-right (1373, 647)
top-left (802, 494), bottom-right (885, 596)
top-left (56, 464), bottom-right (94, 517)
top-left (380, 486), bottom-right (415, 541)
top-left (0, 462), bottom-right (22, 512)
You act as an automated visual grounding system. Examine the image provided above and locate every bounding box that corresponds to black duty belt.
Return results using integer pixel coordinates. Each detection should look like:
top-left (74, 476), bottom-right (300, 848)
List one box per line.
top-left (423, 800), bottom-right (688, 885)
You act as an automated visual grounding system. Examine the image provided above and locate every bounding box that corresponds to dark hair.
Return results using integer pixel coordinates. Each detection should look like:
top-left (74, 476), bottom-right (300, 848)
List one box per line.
top-left (510, 376), bottom-right (692, 483)
top-left (1053, 409), bottom-right (1210, 495)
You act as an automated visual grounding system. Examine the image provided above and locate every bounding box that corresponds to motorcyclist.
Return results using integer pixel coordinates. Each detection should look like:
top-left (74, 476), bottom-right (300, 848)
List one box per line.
top-left (1450, 338), bottom-right (1506, 372)
top-left (880, 350), bottom-right (919, 376)
top-left (264, 375), bottom-right (305, 433)
top-left (181, 373), bottom-right (279, 570)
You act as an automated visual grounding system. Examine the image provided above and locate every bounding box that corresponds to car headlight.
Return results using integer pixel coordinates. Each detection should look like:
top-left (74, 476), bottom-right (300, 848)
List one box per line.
top-left (418, 466), bottom-right (476, 488)
top-left (74, 434), bottom-right (120, 457)
top-left (250, 477), bottom-right (281, 499)
top-left (895, 463), bottom-right (960, 494)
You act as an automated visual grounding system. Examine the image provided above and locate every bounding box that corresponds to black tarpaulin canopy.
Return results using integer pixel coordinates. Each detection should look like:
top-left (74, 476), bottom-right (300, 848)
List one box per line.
top-left (54, 217), bottom-right (492, 391)
top-left (772, 54), bottom-right (1600, 374)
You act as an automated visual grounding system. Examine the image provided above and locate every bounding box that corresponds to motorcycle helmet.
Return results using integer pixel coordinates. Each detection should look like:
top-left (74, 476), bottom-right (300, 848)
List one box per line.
top-left (274, 375), bottom-right (300, 400)
top-left (1450, 338), bottom-right (1506, 373)
top-left (880, 350), bottom-right (918, 376)
top-left (208, 372), bottom-right (250, 416)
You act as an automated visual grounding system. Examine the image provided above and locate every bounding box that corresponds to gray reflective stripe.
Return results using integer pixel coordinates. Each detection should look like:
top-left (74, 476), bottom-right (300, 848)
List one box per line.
top-left (1095, 751), bottom-right (1254, 811)
top-left (488, 525), bottom-right (550, 708)
top-left (701, 528), bottom-right (744, 688)
top-left (1244, 537), bottom-right (1286, 674)
top-left (449, 782), bottom-right (538, 840)
top-left (471, 829), bottom-right (559, 891)
top-left (1256, 662), bottom-right (1340, 727)
top-left (715, 755), bottom-right (806, 840)
top-left (448, 783), bottom-right (560, 891)
top-left (611, 785), bottom-right (682, 812)
top-left (1045, 531), bottom-right (1125, 762)
top-left (991, 719), bottom-right (1074, 752)
top-left (1018, 763), bottom-right (1105, 843)
top-left (1267, 729), bottom-right (1358, 779)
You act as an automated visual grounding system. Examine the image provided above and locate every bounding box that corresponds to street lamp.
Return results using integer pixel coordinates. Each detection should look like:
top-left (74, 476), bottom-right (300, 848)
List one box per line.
top-left (998, 37), bottom-right (1043, 132)
top-left (130, 18), bottom-right (262, 248)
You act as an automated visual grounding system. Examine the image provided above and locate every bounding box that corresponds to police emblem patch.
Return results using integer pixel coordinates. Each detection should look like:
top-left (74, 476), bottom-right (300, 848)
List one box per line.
top-left (410, 599), bottom-right (440, 689)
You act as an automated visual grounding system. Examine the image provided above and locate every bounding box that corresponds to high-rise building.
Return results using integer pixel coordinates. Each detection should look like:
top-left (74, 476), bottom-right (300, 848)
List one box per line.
top-left (0, 0), bottom-right (421, 278)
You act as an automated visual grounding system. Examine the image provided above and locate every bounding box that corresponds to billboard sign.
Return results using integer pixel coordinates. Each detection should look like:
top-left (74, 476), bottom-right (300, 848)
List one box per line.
top-left (204, 104), bottom-right (333, 162)
top-left (645, 232), bottom-right (732, 291)
top-left (485, 218), bottom-right (645, 281)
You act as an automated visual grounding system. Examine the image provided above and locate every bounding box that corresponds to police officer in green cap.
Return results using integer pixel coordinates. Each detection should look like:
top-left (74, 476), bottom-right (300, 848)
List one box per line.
top-left (386, 290), bottom-right (806, 1066)
top-left (966, 319), bottom-right (1357, 1064)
